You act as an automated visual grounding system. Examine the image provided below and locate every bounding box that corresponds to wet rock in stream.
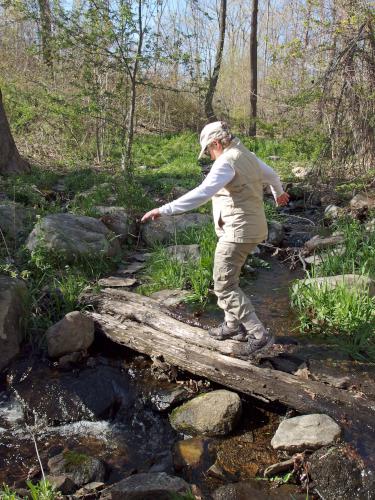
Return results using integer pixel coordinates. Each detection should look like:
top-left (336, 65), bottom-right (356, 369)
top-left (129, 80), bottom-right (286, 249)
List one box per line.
top-left (170, 390), bottom-right (242, 437)
top-left (100, 472), bottom-right (190, 499)
top-left (10, 364), bottom-right (134, 424)
top-left (48, 450), bottom-right (106, 488)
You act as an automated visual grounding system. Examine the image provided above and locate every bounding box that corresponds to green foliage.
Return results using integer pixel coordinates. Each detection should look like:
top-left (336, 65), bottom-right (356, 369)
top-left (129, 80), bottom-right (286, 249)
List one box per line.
top-left (313, 218), bottom-right (375, 279)
top-left (26, 479), bottom-right (58, 500)
top-left (139, 224), bottom-right (217, 304)
top-left (291, 218), bottom-right (375, 360)
top-left (291, 281), bottom-right (375, 361)
top-left (0, 479), bottom-right (59, 500)
top-left (170, 490), bottom-right (196, 500)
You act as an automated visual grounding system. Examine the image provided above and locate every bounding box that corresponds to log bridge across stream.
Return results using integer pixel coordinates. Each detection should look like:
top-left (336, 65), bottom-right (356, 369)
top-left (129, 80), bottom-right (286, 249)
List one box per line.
top-left (85, 288), bottom-right (375, 459)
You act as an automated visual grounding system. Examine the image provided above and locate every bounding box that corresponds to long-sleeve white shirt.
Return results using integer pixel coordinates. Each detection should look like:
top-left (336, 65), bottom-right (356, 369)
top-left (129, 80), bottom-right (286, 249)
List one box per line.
top-left (159, 153), bottom-right (284, 216)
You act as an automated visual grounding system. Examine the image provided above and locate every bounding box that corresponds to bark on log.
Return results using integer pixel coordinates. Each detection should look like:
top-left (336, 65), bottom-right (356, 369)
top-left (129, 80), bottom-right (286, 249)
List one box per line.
top-left (84, 289), bottom-right (375, 459)
top-left (0, 89), bottom-right (30, 175)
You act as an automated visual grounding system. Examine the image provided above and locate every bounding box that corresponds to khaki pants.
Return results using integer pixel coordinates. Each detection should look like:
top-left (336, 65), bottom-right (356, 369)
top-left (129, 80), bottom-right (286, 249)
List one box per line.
top-left (213, 240), bottom-right (258, 323)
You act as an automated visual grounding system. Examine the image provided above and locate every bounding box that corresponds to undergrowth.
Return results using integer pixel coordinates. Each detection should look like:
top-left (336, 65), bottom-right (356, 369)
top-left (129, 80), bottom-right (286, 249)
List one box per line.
top-left (0, 479), bottom-right (59, 500)
top-left (291, 217), bottom-right (375, 361)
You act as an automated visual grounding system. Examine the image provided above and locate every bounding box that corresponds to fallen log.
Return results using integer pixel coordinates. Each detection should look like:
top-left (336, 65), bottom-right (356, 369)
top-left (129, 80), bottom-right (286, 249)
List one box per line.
top-left (84, 288), bottom-right (375, 460)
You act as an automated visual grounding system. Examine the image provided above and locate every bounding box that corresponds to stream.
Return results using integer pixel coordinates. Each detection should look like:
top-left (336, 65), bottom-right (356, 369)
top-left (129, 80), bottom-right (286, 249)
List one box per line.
top-left (1, 208), bottom-right (375, 499)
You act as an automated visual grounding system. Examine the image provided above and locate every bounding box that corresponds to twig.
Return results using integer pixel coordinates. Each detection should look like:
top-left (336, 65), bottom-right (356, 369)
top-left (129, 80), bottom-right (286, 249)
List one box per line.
top-left (298, 250), bottom-right (307, 272)
top-left (278, 213), bottom-right (316, 225)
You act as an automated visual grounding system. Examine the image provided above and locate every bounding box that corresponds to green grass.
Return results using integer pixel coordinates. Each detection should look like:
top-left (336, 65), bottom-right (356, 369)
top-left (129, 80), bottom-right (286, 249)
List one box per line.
top-left (291, 281), bottom-right (375, 361)
top-left (291, 217), bottom-right (375, 361)
top-left (0, 479), bottom-right (59, 500)
top-left (311, 218), bottom-right (375, 279)
top-left (138, 223), bottom-right (217, 304)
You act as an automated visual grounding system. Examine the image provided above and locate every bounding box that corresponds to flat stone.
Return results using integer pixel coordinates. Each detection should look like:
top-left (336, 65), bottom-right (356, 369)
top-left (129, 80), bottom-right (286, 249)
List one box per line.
top-left (116, 262), bottom-right (145, 275)
top-left (166, 244), bottom-right (200, 263)
top-left (350, 193), bottom-right (375, 211)
top-left (141, 213), bottom-right (211, 246)
top-left (75, 482), bottom-right (105, 497)
top-left (303, 245), bottom-right (345, 265)
top-left (26, 213), bottom-right (120, 262)
top-left (271, 414), bottom-right (341, 451)
top-left (150, 289), bottom-right (191, 307)
top-left (100, 472), bottom-right (190, 499)
top-left (301, 274), bottom-right (375, 296)
top-left (170, 390), bottom-right (242, 437)
top-left (46, 311), bottom-right (95, 358)
top-left (98, 277), bottom-right (137, 287)
top-left (45, 475), bottom-right (77, 494)
top-left (0, 275), bottom-right (27, 371)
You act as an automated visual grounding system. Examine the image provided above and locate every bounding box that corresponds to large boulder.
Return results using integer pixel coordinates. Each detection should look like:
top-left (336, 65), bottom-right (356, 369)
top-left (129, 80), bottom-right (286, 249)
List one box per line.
top-left (46, 311), bottom-right (95, 358)
top-left (350, 193), bottom-right (375, 211)
top-left (100, 472), bottom-right (190, 500)
top-left (169, 390), bottom-right (242, 437)
top-left (26, 213), bottom-right (120, 262)
top-left (271, 414), bottom-right (341, 452)
top-left (95, 206), bottom-right (133, 243)
top-left (0, 275), bottom-right (27, 371)
top-left (141, 213), bottom-right (211, 246)
top-left (299, 274), bottom-right (375, 297)
top-left (0, 202), bottom-right (34, 241)
top-left (165, 244), bottom-right (200, 263)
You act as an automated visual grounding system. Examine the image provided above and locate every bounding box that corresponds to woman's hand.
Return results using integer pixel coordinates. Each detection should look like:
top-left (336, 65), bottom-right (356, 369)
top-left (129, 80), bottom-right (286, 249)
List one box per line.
top-left (276, 192), bottom-right (290, 206)
top-left (141, 208), bottom-right (161, 223)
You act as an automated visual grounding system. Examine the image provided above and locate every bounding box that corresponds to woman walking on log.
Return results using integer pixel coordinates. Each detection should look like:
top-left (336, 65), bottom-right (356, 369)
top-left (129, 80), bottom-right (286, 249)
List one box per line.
top-left (141, 122), bottom-right (289, 357)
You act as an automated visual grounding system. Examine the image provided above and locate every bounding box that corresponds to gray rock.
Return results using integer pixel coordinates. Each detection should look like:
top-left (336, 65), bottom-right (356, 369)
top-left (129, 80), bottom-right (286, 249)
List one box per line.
top-left (98, 277), bottom-right (137, 288)
top-left (166, 244), bottom-right (200, 263)
top-left (300, 274), bottom-right (375, 296)
top-left (350, 193), bottom-right (375, 211)
top-left (213, 480), bottom-right (306, 500)
top-left (365, 218), bottom-right (375, 233)
top-left (150, 386), bottom-right (191, 412)
top-left (141, 213), bottom-right (211, 246)
top-left (11, 364), bottom-right (133, 424)
top-left (292, 165), bottom-right (311, 179)
top-left (170, 390), bottom-right (242, 437)
top-left (95, 206), bottom-right (133, 243)
top-left (75, 482), bottom-right (105, 497)
top-left (267, 221), bottom-right (284, 246)
top-left (48, 451), bottom-right (105, 488)
top-left (45, 475), bottom-right (77, 494)
top-left (100, 472), bottom-right (190, 500)
top-left (310, 446), bottom-right (375, 500)
top-left (46, 311), bottom-right (95, 358)
top-left (150, 289), bottom-right (191, 307)
top-left (0, 202), bottom-right (34, 241)
top-left (0, 275), bottom-right (27, 371)
top-left (324, 204), bottom-right (343, 220)
top-left (271, 414), bottom-right (341, 451)
top-left (26, 213), bottom-right (120, 262)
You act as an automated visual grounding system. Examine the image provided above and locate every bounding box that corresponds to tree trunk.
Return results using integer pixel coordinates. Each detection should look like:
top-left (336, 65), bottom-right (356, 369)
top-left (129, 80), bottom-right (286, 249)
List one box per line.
top-left (84, 288), bottom-right (375, 460)
top-left (0, 89), bottom-right (30, 175)
top-left (204, 0), bottom-right (227, 122)
top-left (122, 0), bottom-right (144, 173)
top-left (249, 0), bottom-right (258, 136)
top-left (37, 0), bottom-right (54, 74)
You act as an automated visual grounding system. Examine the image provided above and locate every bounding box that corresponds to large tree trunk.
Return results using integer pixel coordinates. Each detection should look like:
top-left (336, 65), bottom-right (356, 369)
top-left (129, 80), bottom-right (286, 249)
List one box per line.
top-left (0, 90), bottom-right (30, 175)
top-left (84, 288), bottom-right (375, 459)
top-left (248, 0), bottom-right (258, 136)
top-left (204, 0), bottom-right (227, 122)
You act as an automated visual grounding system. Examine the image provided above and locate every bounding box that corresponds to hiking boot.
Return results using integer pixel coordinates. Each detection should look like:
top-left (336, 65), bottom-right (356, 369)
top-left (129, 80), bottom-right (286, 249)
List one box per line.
top-left (208, 322), bottom-right (247, 341)
top-left (238, 330), bottom-right (275, 359)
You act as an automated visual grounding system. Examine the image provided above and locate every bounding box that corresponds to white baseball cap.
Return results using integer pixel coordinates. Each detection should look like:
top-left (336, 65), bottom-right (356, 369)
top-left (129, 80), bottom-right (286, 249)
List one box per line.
top-left (198, 121), bottom-right (231, 159)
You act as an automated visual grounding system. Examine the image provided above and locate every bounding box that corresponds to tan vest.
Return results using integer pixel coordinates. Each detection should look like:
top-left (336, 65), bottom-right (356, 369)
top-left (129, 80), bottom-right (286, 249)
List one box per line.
top-left (212, 138), bottom-right (268, 243)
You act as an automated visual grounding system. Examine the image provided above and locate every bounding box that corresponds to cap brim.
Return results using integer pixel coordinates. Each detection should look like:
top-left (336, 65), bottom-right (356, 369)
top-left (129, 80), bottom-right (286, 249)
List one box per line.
top-left (198, 145), bottom-right (206, 160)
